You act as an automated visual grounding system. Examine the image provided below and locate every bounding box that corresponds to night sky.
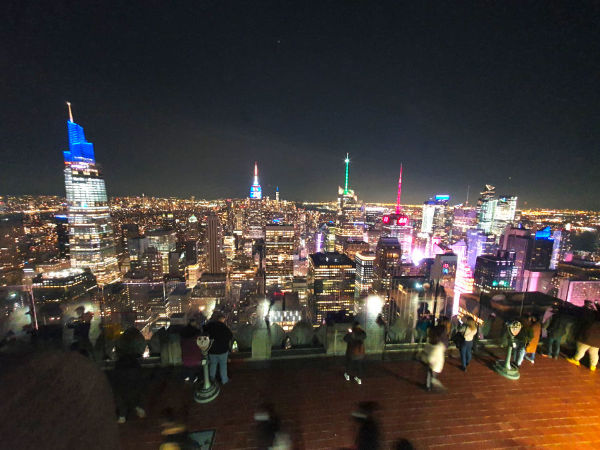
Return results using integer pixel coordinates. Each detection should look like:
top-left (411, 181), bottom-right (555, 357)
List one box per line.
top-left (2, 1), bottom-right (600, 209)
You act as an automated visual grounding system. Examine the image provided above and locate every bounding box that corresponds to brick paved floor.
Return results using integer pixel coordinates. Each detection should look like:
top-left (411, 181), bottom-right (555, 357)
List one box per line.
top-left (119, 349), bottom-right (600, 449)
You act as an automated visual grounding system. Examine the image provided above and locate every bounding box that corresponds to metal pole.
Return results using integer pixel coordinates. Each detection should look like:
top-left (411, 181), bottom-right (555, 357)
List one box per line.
top-left (203, 357), bottom-right (211, 390)
top-left (504, 345), bottom-right (513, 371)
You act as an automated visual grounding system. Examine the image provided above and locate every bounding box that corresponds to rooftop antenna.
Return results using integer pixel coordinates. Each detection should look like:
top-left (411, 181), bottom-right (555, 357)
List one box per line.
top-left (395, 164), bottom-right (403, 215)
top-left (253, 161), bottom-right (259, 184)
top-left (466, 184), bottom-right (470, 206)
top-left (66, 101), bottom-right (73, 122)
top-left (344, 153), bottom-right (350, 195)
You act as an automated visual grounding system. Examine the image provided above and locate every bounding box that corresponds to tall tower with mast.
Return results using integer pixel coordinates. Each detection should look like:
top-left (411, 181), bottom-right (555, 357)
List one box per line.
top-left (62, 102), bottom-right (119, 285)
top-left (249, 161), bottom-right (262, 199)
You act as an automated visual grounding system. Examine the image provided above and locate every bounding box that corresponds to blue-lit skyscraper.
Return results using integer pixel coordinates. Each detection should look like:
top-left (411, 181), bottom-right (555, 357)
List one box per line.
top-left (249, 161), bottom-right (262, 199)
top-left (63, 103), bottom-right (119, 285)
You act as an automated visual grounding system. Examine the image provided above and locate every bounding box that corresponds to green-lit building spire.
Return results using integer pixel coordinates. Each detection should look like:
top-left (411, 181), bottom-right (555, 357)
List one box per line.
top-left (344, 153), bottom-right (350, 195)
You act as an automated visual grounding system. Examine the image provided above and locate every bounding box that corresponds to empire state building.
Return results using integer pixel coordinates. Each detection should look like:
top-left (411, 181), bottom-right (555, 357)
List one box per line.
top-left (63, 103), bottom-right (120, 285)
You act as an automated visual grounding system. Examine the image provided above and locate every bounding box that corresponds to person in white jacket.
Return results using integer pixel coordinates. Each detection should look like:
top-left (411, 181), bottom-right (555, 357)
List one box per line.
top-left (459, 316), bottom-right (478, 371)
top-left (424, 326), bottom-right (446, 391)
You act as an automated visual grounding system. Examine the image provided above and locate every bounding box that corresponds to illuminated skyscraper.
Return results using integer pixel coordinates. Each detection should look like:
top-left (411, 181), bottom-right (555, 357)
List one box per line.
top-left (249, 161), bottom-right (262, 200)
top-left (476, 185), bottom-right (517, 237)
top-left (308, 252), bottom-right (356, 324)
top-left (337, 154), bottom-right (362, 225)
top-left (355, 251), bottom-right (375, 299)
top-left (382, 165), bottom-right (413, 262)
top-left (62, 103), bottom-right (119, 285)
top-left (265, 224), bottom-right (295, 291)
top-left (374, 237), bottom-right (402, 291)
top-left (420, 195), bottom-right (449, 235)
top-left (473, 250), bottom-right (516, 294)
top-left (207, 214), bottom-right (222, 273)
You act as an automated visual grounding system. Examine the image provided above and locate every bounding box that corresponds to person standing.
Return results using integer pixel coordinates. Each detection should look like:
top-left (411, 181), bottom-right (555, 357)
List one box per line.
top-left (423, 326), bottom-right (446, 391)
top-left (523, 316), bottom-right (541, 364)
top-left (203, 312), bottom-right (233, 385)
top-left (567, 302), bottom-right (600, 371)
top-left (180, 318), bottom-right (203, 383)
top-left (68, 306), bottom-right (93, 356)
top-left (343, 322), bottom-right (367, 385)
top-left (545, 309), bottom-right (567, 359)
top-left (459, 317), bottom-right (478, 371)
top-left (113, 327), bottom-right (147, 423)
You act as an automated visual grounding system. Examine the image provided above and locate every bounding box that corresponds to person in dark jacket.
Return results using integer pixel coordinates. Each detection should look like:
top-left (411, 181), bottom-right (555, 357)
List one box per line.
top-left (513, 316), bottom-right (534, 367)
top-left (113, 327), bottom-right (146, 423)
top-left (203, 312), bottom-right (233, 385)
top-left (567, 302), bottom-right (600, 371)
top-left (343, 322), bottom-right (367, 385)
top-left (67, 306), bottom-right (93, 356)
top-left (180, 318), bottom-right (203, 382)
top-left (545, 309), bottom-right (567, 359)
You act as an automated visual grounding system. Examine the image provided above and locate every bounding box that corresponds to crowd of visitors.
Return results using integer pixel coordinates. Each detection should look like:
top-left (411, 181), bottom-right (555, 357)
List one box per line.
top-left (5, 297), bottom-right (600, 449)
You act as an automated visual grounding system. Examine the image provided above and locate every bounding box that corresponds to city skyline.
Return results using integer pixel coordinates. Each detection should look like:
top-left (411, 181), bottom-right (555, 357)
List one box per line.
top-left (3, 103), bottom-right (595, 212)
top-left (3, 3), bottom-right (600, 446)
top-left (3, 2), bottom-right (600, 209)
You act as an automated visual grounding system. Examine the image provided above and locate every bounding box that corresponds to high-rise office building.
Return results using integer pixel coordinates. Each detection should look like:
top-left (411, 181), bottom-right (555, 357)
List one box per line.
top-left (529, 227), bottom-right (554, 270)
top-left (374, 237), bottom-right (402, 291)
top-left (473, 250), bottom-right (516, 294)
top-left (207, 214), bottom-right (222, 273)
top-left (146, 228), bottom-right (177, 274)
top-left (476, 185), bottom-right (517, 237)
top-left (466, 229), bottom-right (495, 271)
top-left (420, 195), bottom-right (449, 236)
top-left (141, 247), bottom-right (163, 281)
top-left (265, 224), bottom-right (295, 291)
top-left (355, 251), bottom-right (375, 298)
top-left (501, 226), bottom-right (532, 290)
top-left (62, 103), bottom-right (119, 285)
top-left (550, 229), bottom-right (570, 270)
top-left (501, 226), bottom-right (554, 290)
top-left (308, 252), bottom-right (356, 324)
top-left (54, 214), bottom-right (69, 259)
top-left (451, 207), bottom-right (477, 241)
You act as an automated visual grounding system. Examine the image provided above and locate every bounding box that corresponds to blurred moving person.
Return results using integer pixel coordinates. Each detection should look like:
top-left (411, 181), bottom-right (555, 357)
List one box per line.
top-left (343, 321), bottom-right (367, 385)
top-left (352, 401), bottom-right (380, 450)
top-left (423, 326), bottom-right (446, 392)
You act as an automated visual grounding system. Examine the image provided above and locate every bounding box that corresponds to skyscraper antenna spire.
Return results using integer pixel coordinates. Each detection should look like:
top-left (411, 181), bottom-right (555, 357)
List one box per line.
top-left (344, 153), bottom-right (350, 195)
top-left (66, 101), bottom-right (73, 122)
top-left (395, 164), bottom-right (403, 215)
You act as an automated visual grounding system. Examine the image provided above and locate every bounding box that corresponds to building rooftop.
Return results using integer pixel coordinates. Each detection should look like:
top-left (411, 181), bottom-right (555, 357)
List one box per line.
top-left (309, 252), bottom-right (355, 267)
top-left (116, 352), bottom-right (600, 449)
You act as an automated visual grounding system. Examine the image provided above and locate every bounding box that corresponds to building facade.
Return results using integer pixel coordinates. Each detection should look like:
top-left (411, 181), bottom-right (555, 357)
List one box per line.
top-left (265, 224), bottom-right (295, 291)
top-left (308, 252), bottom-right (356, 324)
